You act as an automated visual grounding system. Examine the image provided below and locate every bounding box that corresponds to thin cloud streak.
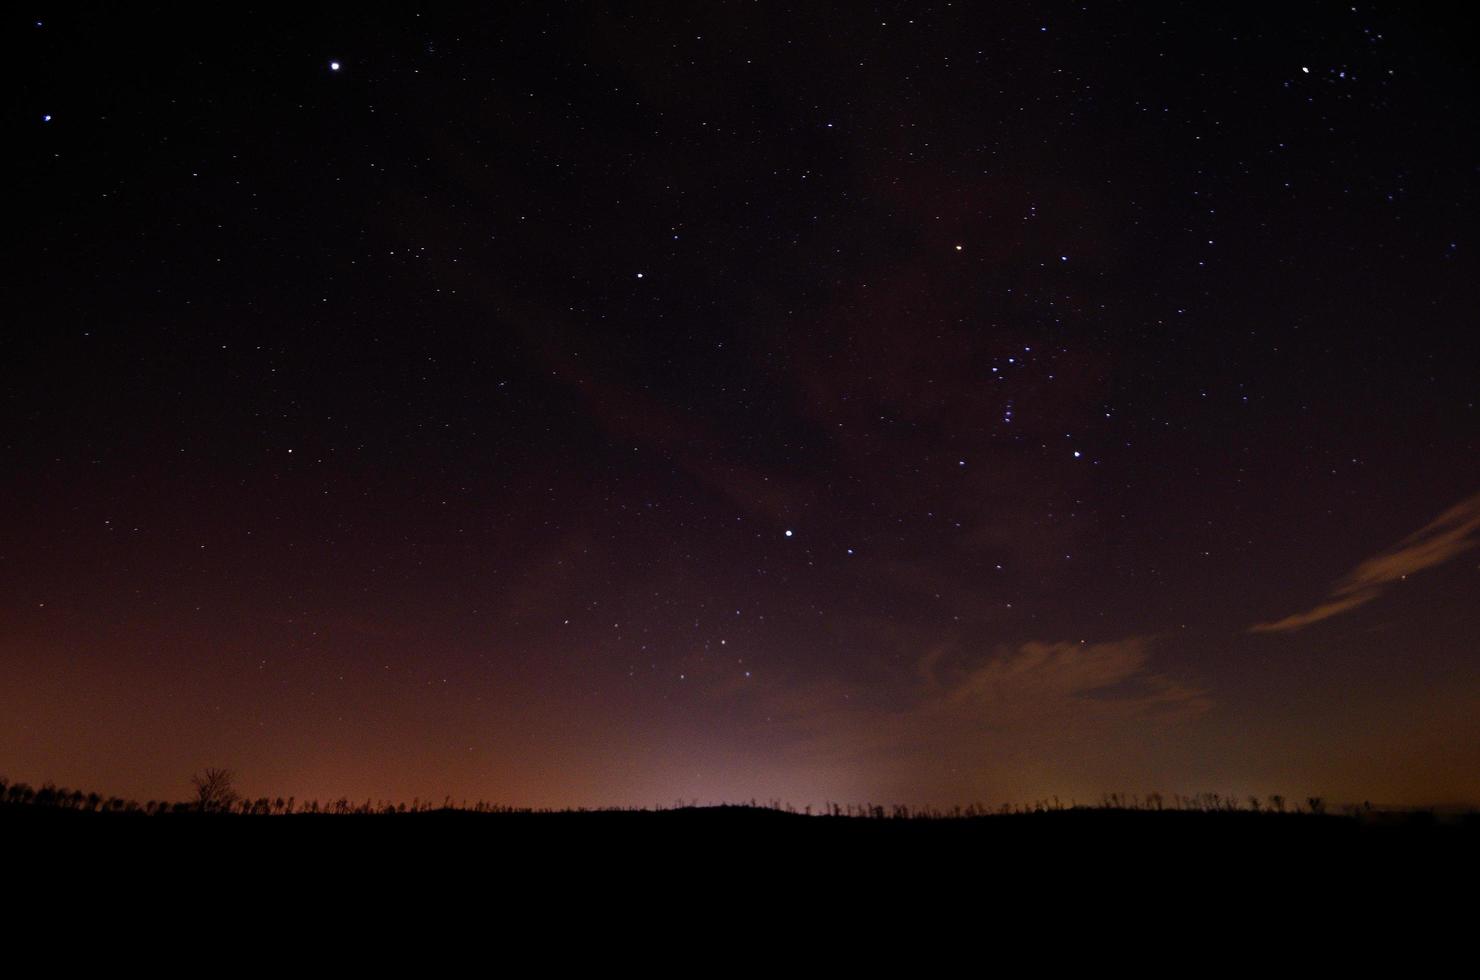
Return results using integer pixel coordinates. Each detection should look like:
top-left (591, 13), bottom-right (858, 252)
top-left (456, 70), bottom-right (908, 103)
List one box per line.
top-left (744, 637), bottom-right (1209, 780)
top-left (1251, 492), bottom-right (1480, 633)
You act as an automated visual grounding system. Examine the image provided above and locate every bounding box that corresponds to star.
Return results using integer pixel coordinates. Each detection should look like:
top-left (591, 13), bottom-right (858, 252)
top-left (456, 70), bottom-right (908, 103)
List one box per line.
top-left (330, 61), bottom-right (341, 71)
top-left (784, 529), bottom-right (793, 537)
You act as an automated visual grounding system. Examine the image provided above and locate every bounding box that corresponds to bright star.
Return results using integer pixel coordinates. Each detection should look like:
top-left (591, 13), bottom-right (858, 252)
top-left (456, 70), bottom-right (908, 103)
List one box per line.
top-left (330, 61), bottom-right (341, 71)
top-left (784, 529), bottom-right (793, 537)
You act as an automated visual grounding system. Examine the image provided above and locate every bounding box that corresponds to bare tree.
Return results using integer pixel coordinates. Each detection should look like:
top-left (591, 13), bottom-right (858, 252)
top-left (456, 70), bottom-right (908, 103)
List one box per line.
top-left (191, 768), bottom-right (238, 813)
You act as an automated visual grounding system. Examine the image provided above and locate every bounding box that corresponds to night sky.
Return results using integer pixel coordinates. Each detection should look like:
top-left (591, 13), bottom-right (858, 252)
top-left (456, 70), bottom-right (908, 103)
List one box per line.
top-left (6, 4), bottom-right (1478, 810)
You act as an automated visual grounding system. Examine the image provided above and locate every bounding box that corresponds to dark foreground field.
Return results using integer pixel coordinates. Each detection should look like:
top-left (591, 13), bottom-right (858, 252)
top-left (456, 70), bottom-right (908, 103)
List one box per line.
top-left (7, 804), bottom-right (1477, 948)
top-left (11, 802), bottom-right (1475, 877)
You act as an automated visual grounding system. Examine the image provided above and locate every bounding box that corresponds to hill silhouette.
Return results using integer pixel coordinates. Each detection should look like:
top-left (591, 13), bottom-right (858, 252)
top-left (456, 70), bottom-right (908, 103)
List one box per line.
top-left (7, 790), bottom-right (1476, 943)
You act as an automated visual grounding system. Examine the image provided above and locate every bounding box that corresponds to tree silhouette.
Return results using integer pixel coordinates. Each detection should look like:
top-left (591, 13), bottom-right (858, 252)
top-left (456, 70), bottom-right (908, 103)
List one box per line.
top-left (191, 768), bottom-right (238, 813)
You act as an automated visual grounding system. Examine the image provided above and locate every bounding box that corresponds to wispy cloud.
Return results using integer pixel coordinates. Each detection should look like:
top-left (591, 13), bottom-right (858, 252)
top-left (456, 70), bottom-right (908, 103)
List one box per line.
top-left (740, 637), bottom-right (1208, 777)
top-left (923, 638), bottom-right (1211, 725)
top-left (1251, 492), bottom-right (1480, 633)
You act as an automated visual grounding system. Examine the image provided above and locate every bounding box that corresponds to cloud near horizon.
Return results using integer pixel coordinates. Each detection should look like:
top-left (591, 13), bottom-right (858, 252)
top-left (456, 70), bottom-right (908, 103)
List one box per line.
top-left (923, 637), bottom-right (1212, 726)
top-left (748, 637), bottom-right (1210, 796)
top-left (1251, 492), bottom-right (1480, 633)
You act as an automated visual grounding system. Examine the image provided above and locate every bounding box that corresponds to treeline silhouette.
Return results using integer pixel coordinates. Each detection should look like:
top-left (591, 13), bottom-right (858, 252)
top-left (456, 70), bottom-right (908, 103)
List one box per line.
top-left (0, 773), bottom-right (1421, 821)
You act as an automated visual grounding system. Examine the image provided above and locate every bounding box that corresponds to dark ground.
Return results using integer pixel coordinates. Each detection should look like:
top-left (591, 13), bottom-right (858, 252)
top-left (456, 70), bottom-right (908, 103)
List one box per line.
top-left (12, 803), bottom-right (1475, 879)
top-left (8, 804), bottom-right (1474, 955)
